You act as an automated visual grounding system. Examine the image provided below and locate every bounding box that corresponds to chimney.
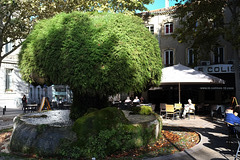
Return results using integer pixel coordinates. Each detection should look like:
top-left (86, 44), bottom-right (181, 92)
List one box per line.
top-left (165, 0), bottom-right (169, 8)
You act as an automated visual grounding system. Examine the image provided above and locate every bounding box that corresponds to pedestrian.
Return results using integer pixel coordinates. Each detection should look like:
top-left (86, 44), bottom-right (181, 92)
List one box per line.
top-left (22, 95), bottom-right (27, 110)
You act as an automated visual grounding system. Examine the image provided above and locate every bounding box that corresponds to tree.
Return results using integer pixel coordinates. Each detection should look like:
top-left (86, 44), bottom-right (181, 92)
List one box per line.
top-left (19, 12), bottom-right (162, 119)
top-left (0, 0), bottom-right (154, 67)
top-left (173, 0), bottom-right (240, 101)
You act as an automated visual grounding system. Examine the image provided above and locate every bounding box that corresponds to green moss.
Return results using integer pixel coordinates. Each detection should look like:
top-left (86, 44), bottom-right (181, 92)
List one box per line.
top-left (72, 107), bottom-right (129, 142)
top-left (36, 124), bottom-right (48, 134)
top-left (22, 146), bottom-right (31, 153)
top-left (69, 107), bottom-right (160, 159)
top-left (130, 105), bottom-right (153, 115)
top-left (139, 106), bottom-right (152, 115)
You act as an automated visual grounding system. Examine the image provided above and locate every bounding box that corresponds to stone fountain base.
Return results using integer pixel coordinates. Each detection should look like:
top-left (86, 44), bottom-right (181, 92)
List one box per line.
top-left (10, 110), bottom-right (76, 156)
top-left (9, 109), bottom-right (161, 157)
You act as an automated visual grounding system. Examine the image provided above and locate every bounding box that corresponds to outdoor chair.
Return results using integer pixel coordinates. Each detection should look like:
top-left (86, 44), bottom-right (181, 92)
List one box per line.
top-left (187, 104), bottom-right (195, 119)
top-left (174, 103), bottom-right (182, 117)
top-left (225, 122), bottom-right (236, 147)
top-left (211, 105), bottom-right (226, 120)
top-left (124, 102), bottom-right (132, 110)
top-left (151, 104), bottom-right (156, 112)
top-left (160, 103), bottom-right (166, 116)
top-left (132, 102), bottom-right (140, 107)
top-left (235, 132), bottom-right (240, 160)
top-left (165, 104), bottom-right (178, 120)
top-left (232, 124), bottom-right (240, 160)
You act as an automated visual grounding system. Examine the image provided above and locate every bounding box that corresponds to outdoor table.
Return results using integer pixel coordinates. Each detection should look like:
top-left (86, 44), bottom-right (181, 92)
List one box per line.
top-left (63, 104), bottom-right (71, 109)
top-left (140, 104), bottom-right (152, 106)
top-left (24, 104), bottom-right (38, 113)
top-left (136, 104), bottom-right (151, 108)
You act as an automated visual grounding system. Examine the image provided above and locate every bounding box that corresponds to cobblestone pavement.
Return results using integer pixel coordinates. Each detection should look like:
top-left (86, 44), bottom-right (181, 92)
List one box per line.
top-left (0, 107), bottom-right (23, 130)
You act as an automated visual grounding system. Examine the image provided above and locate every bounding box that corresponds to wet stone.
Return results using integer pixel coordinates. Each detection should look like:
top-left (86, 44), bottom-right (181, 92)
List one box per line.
top-left (20, 110), bottom-right (73, 127)
top-left (10, 110), bottom-right (76, 156)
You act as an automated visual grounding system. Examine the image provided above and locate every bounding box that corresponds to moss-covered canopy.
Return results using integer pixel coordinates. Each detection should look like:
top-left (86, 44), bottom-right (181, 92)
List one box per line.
top-left (19, 12), bottom-right (162, 96)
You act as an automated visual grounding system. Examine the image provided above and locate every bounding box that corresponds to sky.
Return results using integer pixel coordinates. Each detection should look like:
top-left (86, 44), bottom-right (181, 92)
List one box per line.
top-left (145, 0), bottom-right (178, 11)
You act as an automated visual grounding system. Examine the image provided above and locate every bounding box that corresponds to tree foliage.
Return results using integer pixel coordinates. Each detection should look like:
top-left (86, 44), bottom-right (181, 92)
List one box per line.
top-left (173, 0), bottom-right (240, 53)
top-left (0, 0), bottom-right (154, 66)
top-left (19, 12), bottom-right (162, 117)
top-left (173, 0), bottom-right (229, 54)
top-left (173, 0), bottom-right (240, 100)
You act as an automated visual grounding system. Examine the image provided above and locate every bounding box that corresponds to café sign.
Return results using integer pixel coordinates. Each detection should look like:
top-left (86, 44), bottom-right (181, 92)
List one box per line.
top-left (194, 64), bottom-right (234, 74)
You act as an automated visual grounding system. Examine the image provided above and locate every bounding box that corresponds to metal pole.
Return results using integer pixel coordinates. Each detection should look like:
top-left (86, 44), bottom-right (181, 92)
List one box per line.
top-left (179, 83), bottom-right (181, 104)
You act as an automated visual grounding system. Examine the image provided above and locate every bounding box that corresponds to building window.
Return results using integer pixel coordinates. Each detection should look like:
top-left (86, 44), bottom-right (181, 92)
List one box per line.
top-left (146, 25), bottom-right (154, 34)
top-left (214, 47), bottom-right (224, 64)
top-left (5, 42), bottom-right (13, 54)
top-left (5, 69), bottom-right (13, 91)
top-left (164, 22), bottom-right (173, 35)
top-left (164, 50), bottom-right (174, 66)
top-left (188, 48), bottom-right (194, 65)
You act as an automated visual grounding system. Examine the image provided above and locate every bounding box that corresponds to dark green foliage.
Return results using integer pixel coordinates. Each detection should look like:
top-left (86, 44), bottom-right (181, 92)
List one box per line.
top-left (173, 0), bottom-right (240, 55)
top-left (85, 107), bottom-right (99, 114)
top-left (72, 107), bottom-right (129, 143)
top-left (65, 107), bottom-right (156, 159)
top-left (130, 106), bottom-right (142, 114)
top-left (70, 91), bottom-right (110, 120)
top-left (59, 124), bottom-right (154, 159)
top-left (174, 0), bottom-right (240, 102)
top-left (19, 12), bottom-right (162, 118)
top-left (19, 12), bottom-right (162, 93)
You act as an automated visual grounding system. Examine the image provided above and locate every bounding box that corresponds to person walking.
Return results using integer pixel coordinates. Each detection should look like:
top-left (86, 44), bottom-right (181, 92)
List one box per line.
top-left (22, 95), bottom-right (27, 111)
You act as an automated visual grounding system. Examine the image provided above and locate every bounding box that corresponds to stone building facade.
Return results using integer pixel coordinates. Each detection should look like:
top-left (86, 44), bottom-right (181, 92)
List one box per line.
top-left (0, 43), bottom-right (71, 109)
top-left (142, 5), bottom-right (236, 105)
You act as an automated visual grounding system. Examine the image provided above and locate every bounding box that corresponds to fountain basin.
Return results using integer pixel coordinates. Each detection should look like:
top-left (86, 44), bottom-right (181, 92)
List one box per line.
top-left (10, 110), bottom-right (76, 156)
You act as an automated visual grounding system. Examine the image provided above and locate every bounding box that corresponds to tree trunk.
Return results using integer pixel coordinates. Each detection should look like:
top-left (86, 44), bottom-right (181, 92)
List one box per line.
top-left (70, 89), bottom-right (110, 120)
top-left (230, 0), bottom-right (240, 103)
top-left (234, 48), bottom-right (240, 103)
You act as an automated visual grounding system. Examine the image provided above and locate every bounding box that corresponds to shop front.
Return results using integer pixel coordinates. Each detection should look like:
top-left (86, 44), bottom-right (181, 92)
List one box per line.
top-left (195, 64), bottom-right (235, 105)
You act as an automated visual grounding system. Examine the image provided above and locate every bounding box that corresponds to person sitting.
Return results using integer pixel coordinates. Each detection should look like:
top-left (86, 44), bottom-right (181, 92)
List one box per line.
top-left (125, 97), bottom-right (132, 103)
top-left (182, 99), bottom-right (195, 119)
top-left (133, 96), bottom-right (140, 103)
top-left (225, 107), bottom-right (240, 125)
top-left (140, 96), bottom-right (146, 104)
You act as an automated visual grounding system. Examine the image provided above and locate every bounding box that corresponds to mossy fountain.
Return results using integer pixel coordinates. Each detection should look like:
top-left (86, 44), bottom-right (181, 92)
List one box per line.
top-left (9, 107), bottom-right (162, 158)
